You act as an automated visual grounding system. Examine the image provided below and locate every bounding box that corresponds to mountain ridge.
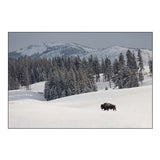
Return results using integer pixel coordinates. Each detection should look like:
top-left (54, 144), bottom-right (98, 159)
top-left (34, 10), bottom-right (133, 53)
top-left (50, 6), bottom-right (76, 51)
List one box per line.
top-left (9, 42), bottom-right (152, 65)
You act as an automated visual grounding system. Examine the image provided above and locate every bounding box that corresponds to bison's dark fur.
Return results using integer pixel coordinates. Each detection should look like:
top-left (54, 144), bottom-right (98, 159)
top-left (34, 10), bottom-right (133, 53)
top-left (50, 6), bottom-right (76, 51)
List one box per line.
top-left (101, 103), bottom-right (116, 111)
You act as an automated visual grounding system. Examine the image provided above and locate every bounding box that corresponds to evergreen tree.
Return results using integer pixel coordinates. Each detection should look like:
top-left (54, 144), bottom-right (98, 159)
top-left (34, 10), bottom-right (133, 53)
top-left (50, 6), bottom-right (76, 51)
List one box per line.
top-left (137, 49), bottom-right (144, 70)
top-left (148, 60), bottom-right (152, 75)
top-left (101, 58), bottom-right (105, 81)
top-left (112, 55), bottom-right (126, 89)
top-left (137, 49), bottom-right (144, 84)
top-left (112, 59), bottom-right (120, 88)
top-left (118, 53), bottom-right (125, 88)
top-left (126, 50), bottom-right (139, 87)
top-left (113, 59), bottom-right (120, 75)
top-left (119, 53), bottom-right (125, 66)
top-left (92, 56), bottom-right (100, 82)
top-left (104, 57), bottom-right (112, 88)
top-left (44, 82), bottom-right (50, 100)
top-left (126, 50), bottom-right (138, 72)
top-left (24, 66), bottom-right (30, 90)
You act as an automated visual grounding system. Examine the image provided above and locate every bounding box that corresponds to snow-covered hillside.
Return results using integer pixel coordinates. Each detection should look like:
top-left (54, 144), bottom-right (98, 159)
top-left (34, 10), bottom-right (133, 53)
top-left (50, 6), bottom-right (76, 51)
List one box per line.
top-left (9, 69), bottom-right (152, 128)
top-left (89, 46), bottom-right (152, 65)
top-left (9, 42), bottom-right (152, 65)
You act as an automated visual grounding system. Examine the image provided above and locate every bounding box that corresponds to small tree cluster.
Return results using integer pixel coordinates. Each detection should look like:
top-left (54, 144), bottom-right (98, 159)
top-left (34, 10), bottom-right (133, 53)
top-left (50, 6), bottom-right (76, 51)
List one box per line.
top-left (8, 56), bottom-right (51, 90)
top-left (112, 51), bottom-right (140, 89)
top-left (8, 58), bottom-right (19, 90)
top-left (44, 57), bottom-right (97, 100)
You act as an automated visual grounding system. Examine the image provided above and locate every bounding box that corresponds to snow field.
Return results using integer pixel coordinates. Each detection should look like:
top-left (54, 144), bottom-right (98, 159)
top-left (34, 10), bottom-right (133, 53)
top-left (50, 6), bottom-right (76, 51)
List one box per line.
top-left (9, 84), bottom-right (152, 128)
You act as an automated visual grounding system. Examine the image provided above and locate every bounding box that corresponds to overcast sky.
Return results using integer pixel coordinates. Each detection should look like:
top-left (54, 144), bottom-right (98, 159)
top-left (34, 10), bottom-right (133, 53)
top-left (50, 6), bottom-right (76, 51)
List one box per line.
top-left (9, 32), bottom-right (152, 52)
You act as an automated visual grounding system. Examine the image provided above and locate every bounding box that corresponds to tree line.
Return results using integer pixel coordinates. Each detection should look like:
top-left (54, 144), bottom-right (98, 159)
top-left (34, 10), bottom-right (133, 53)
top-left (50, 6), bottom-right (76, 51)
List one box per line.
top-left (8, 49), bottom-right (152, 100)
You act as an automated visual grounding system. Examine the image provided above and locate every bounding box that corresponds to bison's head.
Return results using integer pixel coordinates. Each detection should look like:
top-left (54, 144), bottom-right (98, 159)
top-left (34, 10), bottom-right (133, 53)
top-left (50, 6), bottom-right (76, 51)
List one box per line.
top-left (101, 104), bottom-right (104, 109)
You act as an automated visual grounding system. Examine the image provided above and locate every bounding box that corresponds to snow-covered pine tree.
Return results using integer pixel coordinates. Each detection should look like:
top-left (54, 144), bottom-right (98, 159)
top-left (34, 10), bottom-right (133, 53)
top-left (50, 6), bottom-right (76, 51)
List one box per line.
top-left (112, 59), bottom-right (120, 88)
top-left (104, 57), bottom-right (112, 88)
top-left (112, 54), bottom-right (127, 89)
top-left (126, 50), bottom-right (139, 88)
top-left (118, 53), bottom-right (126, 88)
top-left (137, 49), bottom-right (144, 84)
top-left (24, 66), bottom-right (30, 90)
top-left (101, 58), bottom-right (105, 81)
top-left (66, 87), bottom-right (72, 96)
top-left (126, 50), bottom-right (138, 71)
top-left (53, 87), bottom-right (58, 99)
top-left (44, 82), bottom-right (50, 100)
top-left (113, 59), bottom-right (120, 74)
top-left (119, 53), bottom-right (125, 66)
top-left (92, 56), bottom-right (100, 82)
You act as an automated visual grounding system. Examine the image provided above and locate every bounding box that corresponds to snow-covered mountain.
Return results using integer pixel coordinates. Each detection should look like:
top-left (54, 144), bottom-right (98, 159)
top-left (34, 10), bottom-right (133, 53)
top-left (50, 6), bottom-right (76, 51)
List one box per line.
top-left (9, 42), bottom-right (152, 65)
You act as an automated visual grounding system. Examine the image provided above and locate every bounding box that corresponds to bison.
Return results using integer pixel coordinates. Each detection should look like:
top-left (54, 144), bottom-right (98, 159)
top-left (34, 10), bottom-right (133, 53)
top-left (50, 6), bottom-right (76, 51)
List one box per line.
top-left (101, 103), bottom-right (116, 111)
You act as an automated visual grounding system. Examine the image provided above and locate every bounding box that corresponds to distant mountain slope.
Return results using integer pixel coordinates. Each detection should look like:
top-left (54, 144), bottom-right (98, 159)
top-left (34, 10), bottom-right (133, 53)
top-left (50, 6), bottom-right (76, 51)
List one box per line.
top-left (89, 46), bottom-right (152, 65)
top-left (9, 42), bottom-right (152, 65)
